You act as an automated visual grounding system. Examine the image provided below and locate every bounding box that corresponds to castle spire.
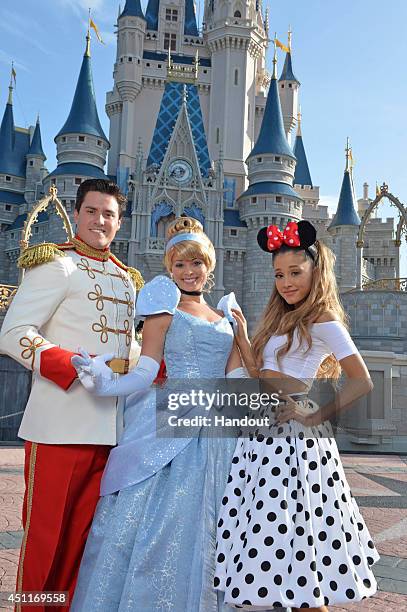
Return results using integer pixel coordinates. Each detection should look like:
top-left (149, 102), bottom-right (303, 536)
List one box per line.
top-left (248, 40), bottom-right (294, 159)
top-left (56, 32), bottom-right (107, 140)
top-left (120, 0), bottom-right (145, 19)
top-left (279, 28), bottom-right (300, 84)
top-left (28, 116), bottom-right (46, 159)
top-left (293, 108), bottom-right (312, 187)
top-left (0, 78), bottom-right (16, 174)
top-left (184, 0), bottom-right (199, 35)
top-left (145, 0), bottom-right (159, 30)
top-left (329, 139), bottom-right (360, 228)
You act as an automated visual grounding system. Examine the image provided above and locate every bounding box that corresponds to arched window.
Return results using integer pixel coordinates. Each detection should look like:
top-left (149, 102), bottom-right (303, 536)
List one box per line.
top-left (234, 69), bottom-right (239, 85)
top-left (234, 10), bottom-right (241, 17)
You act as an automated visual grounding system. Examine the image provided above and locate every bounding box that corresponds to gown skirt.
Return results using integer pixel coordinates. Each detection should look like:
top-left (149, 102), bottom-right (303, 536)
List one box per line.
top-left (214, 401), bottom-right (380, 609)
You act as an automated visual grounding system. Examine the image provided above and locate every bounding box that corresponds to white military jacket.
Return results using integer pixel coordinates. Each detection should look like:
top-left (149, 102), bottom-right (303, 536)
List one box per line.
top-left (0, 239), bottom-right (143, 445)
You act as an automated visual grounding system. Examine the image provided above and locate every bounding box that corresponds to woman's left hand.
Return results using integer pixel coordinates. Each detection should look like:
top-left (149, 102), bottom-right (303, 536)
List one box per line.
top-left (276, 397), bottom-right (320, 427)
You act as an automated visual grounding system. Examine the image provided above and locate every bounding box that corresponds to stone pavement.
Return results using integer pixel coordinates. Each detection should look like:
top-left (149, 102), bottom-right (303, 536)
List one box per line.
top-left (0, 448), bottom-right (406, 610)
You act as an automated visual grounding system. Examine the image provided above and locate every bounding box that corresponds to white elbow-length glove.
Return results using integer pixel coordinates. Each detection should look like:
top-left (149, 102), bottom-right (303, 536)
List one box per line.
top-left (71, 348), bottom-right (160, 396)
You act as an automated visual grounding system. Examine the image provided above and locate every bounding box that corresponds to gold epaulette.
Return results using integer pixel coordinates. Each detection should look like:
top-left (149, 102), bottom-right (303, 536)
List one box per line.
top-left (109, 254), bottom-right (144, 290)
top-left (17, 242), bottom-right (73, 269)
top-left (127, 266), bottom-right (144, 290)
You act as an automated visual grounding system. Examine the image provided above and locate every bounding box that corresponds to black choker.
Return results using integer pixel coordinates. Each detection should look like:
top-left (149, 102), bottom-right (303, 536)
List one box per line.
top-left (178, 287), bottom-right (203, 296)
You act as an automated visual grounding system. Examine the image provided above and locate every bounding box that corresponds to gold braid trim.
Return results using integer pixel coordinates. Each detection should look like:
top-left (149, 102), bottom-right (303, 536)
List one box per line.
top-left (16, 443), bottom-right (38, 609)
top-left (109, 253), bottom-right (144, 290)
top-left (18, 243), bottom-right (69, 269)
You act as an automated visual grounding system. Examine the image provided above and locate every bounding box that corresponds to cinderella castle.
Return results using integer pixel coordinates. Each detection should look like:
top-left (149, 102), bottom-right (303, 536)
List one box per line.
top-left (0, 0), bottom-right (406, 450)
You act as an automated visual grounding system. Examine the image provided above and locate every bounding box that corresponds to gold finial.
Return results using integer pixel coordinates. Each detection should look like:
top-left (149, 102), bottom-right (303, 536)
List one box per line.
top-left (288, 25), bottom-right (292, 52)
top-left (85, 8), bottom-right (91, 57)
top-left (272, 34), bottom-right (277, 79)
top-left (345, 137), bottom-right (351, 172)
top-left (297, 106), bottom-right (302, 136)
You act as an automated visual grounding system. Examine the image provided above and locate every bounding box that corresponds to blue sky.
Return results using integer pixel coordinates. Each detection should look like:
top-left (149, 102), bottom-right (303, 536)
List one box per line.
top-left (1, 0), bottom-right (406, 271)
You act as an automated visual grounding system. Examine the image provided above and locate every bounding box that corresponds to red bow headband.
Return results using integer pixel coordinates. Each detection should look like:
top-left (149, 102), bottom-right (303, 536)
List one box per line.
top-left (257, 220), bottom-right (317, 256)
top-left (266, 221), bottom-right (300, 252)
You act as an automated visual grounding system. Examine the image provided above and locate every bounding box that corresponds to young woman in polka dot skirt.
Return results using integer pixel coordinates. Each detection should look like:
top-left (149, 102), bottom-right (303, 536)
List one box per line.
top-left (214, 221), bottom-right (379, 611)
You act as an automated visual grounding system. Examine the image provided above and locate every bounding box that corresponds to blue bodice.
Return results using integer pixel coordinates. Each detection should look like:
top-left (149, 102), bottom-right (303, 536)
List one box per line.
top-left (164, 309), bottom-right (233, 379)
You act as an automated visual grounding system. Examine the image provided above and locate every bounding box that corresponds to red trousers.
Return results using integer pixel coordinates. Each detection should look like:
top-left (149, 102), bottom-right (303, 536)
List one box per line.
top-left (16, 442), bottom-right (110, 612)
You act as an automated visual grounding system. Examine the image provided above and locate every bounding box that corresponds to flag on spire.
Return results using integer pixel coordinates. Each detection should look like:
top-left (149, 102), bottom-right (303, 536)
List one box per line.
top-left (275, 38), bottom-right (289, 53)
top-left (11, 64), bottom-right (16, 86)
top-left (90, 18), bottom-right (105, 44)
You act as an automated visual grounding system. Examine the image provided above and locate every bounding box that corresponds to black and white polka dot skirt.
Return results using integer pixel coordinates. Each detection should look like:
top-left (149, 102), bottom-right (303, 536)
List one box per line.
top-left (214, 407), bottom-right (379, 608)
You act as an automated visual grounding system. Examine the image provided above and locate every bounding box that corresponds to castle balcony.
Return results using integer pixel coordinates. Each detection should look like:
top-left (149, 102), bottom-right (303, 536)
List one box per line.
top-left (362, 278), bottom-right (407, 291)
top-left (145, 237), bottom-right (165, 253)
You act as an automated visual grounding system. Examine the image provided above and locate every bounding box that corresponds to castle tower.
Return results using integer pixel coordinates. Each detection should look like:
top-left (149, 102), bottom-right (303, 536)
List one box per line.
top-left (43, 30), bottom-right (109, 241)
top-left (204, 0), bottom-right (268, 187)
top-left (293, 109), bottom-right (320, 212)
top-left (278, 29), bottom-right (300, 143)
top-left (238, 46), bottom-right (302, 327)
top-left (107, 0), bottom-right (146, 182)
top-left (328, 139), bottom-right (361, 291)
top-left (25, 117), bottom-right (47, 204)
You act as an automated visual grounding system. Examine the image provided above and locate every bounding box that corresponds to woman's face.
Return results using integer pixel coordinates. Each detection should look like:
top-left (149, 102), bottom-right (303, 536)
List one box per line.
top-left (171, 257), bottom-right (209, 292)
top-left (273, 250), bottom-right (314, 307)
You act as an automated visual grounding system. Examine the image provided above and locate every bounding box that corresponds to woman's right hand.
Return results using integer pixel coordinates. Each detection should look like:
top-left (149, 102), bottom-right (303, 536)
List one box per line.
top-left (231, 308), bottom-right (250, 347)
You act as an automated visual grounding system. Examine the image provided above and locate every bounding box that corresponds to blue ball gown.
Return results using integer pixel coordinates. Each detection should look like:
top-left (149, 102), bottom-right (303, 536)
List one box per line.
top-left (71, 276), bottom-right (245, 611)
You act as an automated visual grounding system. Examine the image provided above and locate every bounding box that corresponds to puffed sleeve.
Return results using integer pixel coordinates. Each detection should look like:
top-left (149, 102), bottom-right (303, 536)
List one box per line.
top-left (217, 292), bottom-right (242, 332)
top-left (135, 275), bottom-right (181, 316)
top-left (314, 321), bottom-right (359, 361)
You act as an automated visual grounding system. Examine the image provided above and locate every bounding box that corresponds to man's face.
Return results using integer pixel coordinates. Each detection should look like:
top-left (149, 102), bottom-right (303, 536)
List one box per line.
top-left (73, 191), bottom-right (122, 249)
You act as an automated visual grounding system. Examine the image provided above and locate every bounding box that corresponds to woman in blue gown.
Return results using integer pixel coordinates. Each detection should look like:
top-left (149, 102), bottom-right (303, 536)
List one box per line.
top-left (70, 217), bottom-right (248, 611)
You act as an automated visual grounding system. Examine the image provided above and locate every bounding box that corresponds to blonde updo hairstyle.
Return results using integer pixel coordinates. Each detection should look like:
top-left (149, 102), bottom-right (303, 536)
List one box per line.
top-left (163, 217), bottom-right (216, 289)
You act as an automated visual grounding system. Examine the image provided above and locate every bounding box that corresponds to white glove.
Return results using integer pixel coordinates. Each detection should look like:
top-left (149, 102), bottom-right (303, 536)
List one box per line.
top-left (71, 349), bottom-right (160, 397)
top-left (71, 348), bottom-right (114, 392)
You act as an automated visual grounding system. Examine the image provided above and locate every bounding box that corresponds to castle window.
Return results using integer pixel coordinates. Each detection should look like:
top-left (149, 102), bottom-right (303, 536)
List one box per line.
top-left (128, 56), bottom-right (132, 61)
top-left (34, 226), bottom-right (39, 234)
top-left (5, 175), bottom-right (11, 181)
top-left (164, 33), bottom-right (177, 51)
top-left (276, 196), bottom-right (282, 203)
top-left (390, 258), bottom-right (395, 266)
top-left (146, 63), bottom-right (150, 66)
top-left (216, 127), bottom-right (220, 144)
top-left (166, 8), bottom-right (178, 21)
top-left (158, 64), bottom-right (162, 68)
top-left (275, 156), bottom-right (281, 162)
top-left (251, 197), bottom-right (257, 203)
top-left (78, 136), bottom-right (85, 142)
top-left (11, 232), bottom-right (14, 238)
top-left (29, 160), bottom-right (34, 166)
top-left (288, 83), bottom-right (292, 88)
top-left (51, 178), bottom-right (56, 185)
top-left (5, 204), bottom-right (11, 211)
top-left (384, 258), bottom-right (388, 266)
top-left (281, 84), bottom-right (284, 88)
top-left (62, 136), bottom-right (66, 142)
top-left (97, 140), bottom-right (102, 146)
top-left (75, 177), bottom-right (82, 185)
top-left (234, 10), bottom-right (241, 17)
top-left (370, 258), bottom-right (374, 264)
top-left (256, 157), bottom-right (262, 163)
top-left (230, 229), bottom-right (238, 236)
top-left (234, 69), bottom-right (239, 85)
top-left (203, 69), bottom-right (207, 74)
top-left (377, 258), bottom-right (381, 266)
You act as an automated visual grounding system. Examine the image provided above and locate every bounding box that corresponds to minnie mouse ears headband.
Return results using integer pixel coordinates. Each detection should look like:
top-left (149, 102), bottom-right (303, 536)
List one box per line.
top-left (257, 220), bottom-right (318, 259)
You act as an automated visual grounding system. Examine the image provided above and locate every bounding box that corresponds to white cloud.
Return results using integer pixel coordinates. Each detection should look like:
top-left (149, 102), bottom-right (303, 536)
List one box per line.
top-left (56, 0), bottom-right (113, 23)
top-left (0, 49), bottom-right (29, 73)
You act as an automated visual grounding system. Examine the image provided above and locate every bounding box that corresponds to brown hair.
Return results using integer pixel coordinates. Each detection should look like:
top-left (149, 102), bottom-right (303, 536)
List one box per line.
top-left (252, 240), bottom-right (348, 380)
top-left (75, 179), bottom-right (127, 218)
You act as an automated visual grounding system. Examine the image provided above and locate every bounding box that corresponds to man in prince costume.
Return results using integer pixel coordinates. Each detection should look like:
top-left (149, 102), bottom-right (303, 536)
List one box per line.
top-left (0, 179), bottom-right (143, 610)
top-left (70, 217), bottom-right (286, 611)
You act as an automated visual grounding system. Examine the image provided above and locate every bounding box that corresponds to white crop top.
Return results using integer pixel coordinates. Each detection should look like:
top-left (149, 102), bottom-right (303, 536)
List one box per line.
top-left (261, 321), bottom-right (358, 381)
